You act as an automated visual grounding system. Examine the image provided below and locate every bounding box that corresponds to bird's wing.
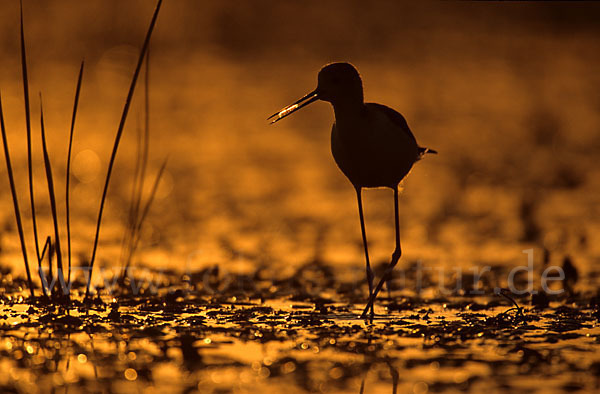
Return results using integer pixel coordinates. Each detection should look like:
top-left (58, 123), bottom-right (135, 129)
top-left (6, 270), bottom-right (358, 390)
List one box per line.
top-left (366, 103), bottom-right (417, 143)
top-left (367, 103), bottom-right (437, 156)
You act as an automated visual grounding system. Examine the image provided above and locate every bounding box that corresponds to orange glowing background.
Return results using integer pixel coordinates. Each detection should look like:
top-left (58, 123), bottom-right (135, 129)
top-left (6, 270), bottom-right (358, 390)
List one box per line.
top-left (1, 1), bottom-right (598, 276)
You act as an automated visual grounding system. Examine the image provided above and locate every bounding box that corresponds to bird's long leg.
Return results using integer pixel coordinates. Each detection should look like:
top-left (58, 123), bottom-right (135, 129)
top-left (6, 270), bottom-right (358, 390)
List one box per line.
top-left (356, 187), bottom-right (375, 318)
top-left (361, 185), bottom-right (402, 318)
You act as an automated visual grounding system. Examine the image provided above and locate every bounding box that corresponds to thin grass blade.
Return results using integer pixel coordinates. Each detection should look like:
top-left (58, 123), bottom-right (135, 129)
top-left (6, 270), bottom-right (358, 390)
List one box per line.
top-left (39, 236), bottom-right (51, 295)
top-left (133, 46), bottom-right (151, 232)
top-left (0, 92), bottom-right (35, 298)
top-left (122, 49), bottom-right (151, 277)
top-left (125, 158), bottom-right (168, 270)
top-left (66, 61), bottom-right (84, 288)
top-left (86, 0), bottom-right (163, 298)
top-left (20, 0), bottom-right (43, 267)
top-left (119, 121), bottom-right (142, 270)
top-left (40, 95), bottom-right (67, 297)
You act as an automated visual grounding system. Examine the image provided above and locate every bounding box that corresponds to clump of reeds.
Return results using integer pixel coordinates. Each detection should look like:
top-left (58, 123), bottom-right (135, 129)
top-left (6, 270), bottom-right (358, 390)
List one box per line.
top-left (0, 0), bottom-right (164, 302)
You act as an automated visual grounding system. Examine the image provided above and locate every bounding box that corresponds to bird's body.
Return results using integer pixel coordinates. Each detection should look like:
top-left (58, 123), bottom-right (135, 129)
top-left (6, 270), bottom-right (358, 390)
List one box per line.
top-left (269, 62), bottom-right (435, 319)
top-left (331, 102), bottom-right (420, 189)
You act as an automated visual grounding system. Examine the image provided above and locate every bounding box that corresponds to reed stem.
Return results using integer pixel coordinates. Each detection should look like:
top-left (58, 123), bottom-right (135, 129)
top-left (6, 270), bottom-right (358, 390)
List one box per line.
top-left (66, 61), bottom-right (84, 289)
top-left (85, 0), bottom-right (163, 298)
top-left (0, 92), bottom-right (35, 298)
top-left (20, 0), bottom-right (43, 268)
top-left (125, 159), bottom-right (167, 272)
top-left (40, 95), bottom-right (67, 296)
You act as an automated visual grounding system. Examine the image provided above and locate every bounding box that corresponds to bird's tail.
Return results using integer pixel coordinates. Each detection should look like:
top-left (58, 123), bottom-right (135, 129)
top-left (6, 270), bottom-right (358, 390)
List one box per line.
top-left (418, 146), bottom-right (438, 158)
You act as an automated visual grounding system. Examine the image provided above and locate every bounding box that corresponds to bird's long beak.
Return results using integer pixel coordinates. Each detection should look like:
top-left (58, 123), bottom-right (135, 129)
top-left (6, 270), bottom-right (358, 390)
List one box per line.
top-left (267, 89), bottom-right (319, 124)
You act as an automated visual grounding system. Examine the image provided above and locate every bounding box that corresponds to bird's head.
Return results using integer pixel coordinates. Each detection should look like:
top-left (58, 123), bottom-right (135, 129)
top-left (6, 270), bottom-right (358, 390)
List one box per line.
top-left (316, 62), bottom-right (363, 104)
top-left (268, 62), bottom-right (363, 124)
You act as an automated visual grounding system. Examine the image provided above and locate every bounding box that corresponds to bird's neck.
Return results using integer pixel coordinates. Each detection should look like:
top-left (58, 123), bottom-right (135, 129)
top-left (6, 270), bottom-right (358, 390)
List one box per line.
top-left (332, 100), bottom-right (365, 127)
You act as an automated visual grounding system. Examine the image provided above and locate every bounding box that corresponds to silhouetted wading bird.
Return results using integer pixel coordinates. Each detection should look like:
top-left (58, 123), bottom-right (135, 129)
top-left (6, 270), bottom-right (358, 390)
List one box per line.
top-left (268, 62), bottom-right (436, 319)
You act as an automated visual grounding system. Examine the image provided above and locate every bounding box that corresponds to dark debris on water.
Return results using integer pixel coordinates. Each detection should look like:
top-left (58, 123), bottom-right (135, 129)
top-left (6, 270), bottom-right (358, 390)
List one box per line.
top-left (0, 263), bottom-right (599, 393)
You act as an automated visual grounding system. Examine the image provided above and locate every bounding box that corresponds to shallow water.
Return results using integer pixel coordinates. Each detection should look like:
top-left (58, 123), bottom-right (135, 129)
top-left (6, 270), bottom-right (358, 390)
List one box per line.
top-left (1, 273), bottom-right (600, 393)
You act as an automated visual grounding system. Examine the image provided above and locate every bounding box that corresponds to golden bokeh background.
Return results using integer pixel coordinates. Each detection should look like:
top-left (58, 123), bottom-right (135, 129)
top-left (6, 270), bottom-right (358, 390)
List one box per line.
top-left (0, 0), bottom-right (598, 287)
